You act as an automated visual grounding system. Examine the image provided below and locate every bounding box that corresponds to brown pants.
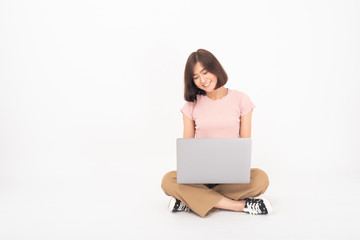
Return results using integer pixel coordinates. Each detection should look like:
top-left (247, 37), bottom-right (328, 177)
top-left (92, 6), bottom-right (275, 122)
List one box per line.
top-left (161, 168), bottom-right (270, 218)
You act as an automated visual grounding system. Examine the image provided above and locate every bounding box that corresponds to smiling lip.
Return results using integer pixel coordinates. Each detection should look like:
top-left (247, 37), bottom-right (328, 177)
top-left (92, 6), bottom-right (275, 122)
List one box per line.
top-left (202, 81), bottom-right (212, 87)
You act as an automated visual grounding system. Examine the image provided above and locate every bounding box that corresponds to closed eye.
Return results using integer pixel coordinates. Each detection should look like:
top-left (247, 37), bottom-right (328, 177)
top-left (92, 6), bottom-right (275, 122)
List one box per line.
top-left (193, 71), bottom-right (208, 80)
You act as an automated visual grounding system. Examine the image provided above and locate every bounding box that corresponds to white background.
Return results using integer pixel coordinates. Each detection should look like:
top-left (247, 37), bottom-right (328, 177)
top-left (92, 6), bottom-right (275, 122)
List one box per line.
top-left (1, 0), bottom-right (359, 239)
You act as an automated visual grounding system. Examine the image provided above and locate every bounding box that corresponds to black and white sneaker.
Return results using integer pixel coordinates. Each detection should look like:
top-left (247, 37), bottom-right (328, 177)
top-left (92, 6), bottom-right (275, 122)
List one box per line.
top-left (168, 197), bottom-right (190, 213)
top-left (243, 196), bottom-right (272, 215)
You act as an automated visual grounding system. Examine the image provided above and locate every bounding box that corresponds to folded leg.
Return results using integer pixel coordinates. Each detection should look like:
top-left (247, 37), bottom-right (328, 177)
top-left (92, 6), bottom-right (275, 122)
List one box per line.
top-left (161, 170), bottom-right (223, 218)
top-left (212, 168), bottom-right (270, 200)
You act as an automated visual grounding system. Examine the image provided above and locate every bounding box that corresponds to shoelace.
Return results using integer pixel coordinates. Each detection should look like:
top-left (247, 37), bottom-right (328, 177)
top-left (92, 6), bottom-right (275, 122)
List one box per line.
top-left (244, 199), bottom-right (265, 215)
top-left (174, 199), bottom-right (190, 212)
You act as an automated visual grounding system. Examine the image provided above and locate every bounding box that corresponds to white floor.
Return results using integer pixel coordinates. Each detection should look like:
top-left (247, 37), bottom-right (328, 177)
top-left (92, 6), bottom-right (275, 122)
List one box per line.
top-left (1, 159), bottom-right (359, 240)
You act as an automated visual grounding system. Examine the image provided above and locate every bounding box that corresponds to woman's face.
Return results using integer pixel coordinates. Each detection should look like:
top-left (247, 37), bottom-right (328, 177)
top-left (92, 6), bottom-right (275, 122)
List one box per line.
top-left (192, 62), bottom-right (218, 93)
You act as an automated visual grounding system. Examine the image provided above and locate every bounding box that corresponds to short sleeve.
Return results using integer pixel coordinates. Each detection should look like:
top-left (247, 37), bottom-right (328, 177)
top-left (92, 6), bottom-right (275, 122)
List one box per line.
top-left (180, 101), bottom-right (195, 120)
top-left (240, 93), bottom-right (256, 117)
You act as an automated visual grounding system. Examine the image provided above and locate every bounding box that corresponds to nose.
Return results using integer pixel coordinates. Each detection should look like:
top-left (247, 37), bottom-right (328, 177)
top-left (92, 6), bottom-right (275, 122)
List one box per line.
top-left (200, 75), bottom-right (206, 83)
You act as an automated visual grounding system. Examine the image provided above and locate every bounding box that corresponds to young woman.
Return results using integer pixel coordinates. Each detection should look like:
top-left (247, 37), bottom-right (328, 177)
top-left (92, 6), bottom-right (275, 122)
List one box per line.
top-left (161, 49), bottom-right (272, 218)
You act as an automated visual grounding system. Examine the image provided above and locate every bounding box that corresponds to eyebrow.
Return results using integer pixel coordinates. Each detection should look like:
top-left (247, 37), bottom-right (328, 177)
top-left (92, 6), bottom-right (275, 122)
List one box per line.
top-left (193, 68), bottom-right (206, 76)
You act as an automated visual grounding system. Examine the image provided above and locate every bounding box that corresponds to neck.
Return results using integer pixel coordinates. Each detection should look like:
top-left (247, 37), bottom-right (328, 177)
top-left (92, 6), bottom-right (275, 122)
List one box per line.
top-left (206, 86), bottom-right (228, 100)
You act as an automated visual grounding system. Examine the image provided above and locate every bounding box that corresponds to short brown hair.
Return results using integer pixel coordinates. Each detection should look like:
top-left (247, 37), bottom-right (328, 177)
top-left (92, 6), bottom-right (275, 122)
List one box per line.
top-left (184, 49), bottom-right (228, 102)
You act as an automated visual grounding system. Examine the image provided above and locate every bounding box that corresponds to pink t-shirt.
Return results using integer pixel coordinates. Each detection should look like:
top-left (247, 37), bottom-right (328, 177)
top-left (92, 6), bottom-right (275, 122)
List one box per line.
top-left (180, 89), bottom-right (256, 138)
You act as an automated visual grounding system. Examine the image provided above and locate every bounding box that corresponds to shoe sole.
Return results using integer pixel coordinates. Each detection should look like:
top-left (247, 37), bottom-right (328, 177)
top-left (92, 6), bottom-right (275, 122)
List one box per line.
top-left (168, 197), bottom-right (176, 212)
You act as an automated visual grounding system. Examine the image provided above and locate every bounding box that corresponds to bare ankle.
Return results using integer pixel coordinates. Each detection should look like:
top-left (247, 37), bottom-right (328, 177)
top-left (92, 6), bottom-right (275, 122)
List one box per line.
top-left (235, 200), bottom-right (246, 212)
top-left (214, 197), bottom-right (246, 212)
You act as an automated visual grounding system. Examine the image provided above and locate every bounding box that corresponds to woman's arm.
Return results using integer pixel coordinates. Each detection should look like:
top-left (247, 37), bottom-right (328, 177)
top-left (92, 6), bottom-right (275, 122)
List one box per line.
top-left (183, 113), bottom-right (195, 138)
top-left (240, 110), bottom-right (253, 138)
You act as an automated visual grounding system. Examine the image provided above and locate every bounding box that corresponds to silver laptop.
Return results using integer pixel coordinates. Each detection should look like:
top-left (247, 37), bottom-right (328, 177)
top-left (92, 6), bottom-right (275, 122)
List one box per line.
top-left (176, 138), bottom-right (252, 184)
